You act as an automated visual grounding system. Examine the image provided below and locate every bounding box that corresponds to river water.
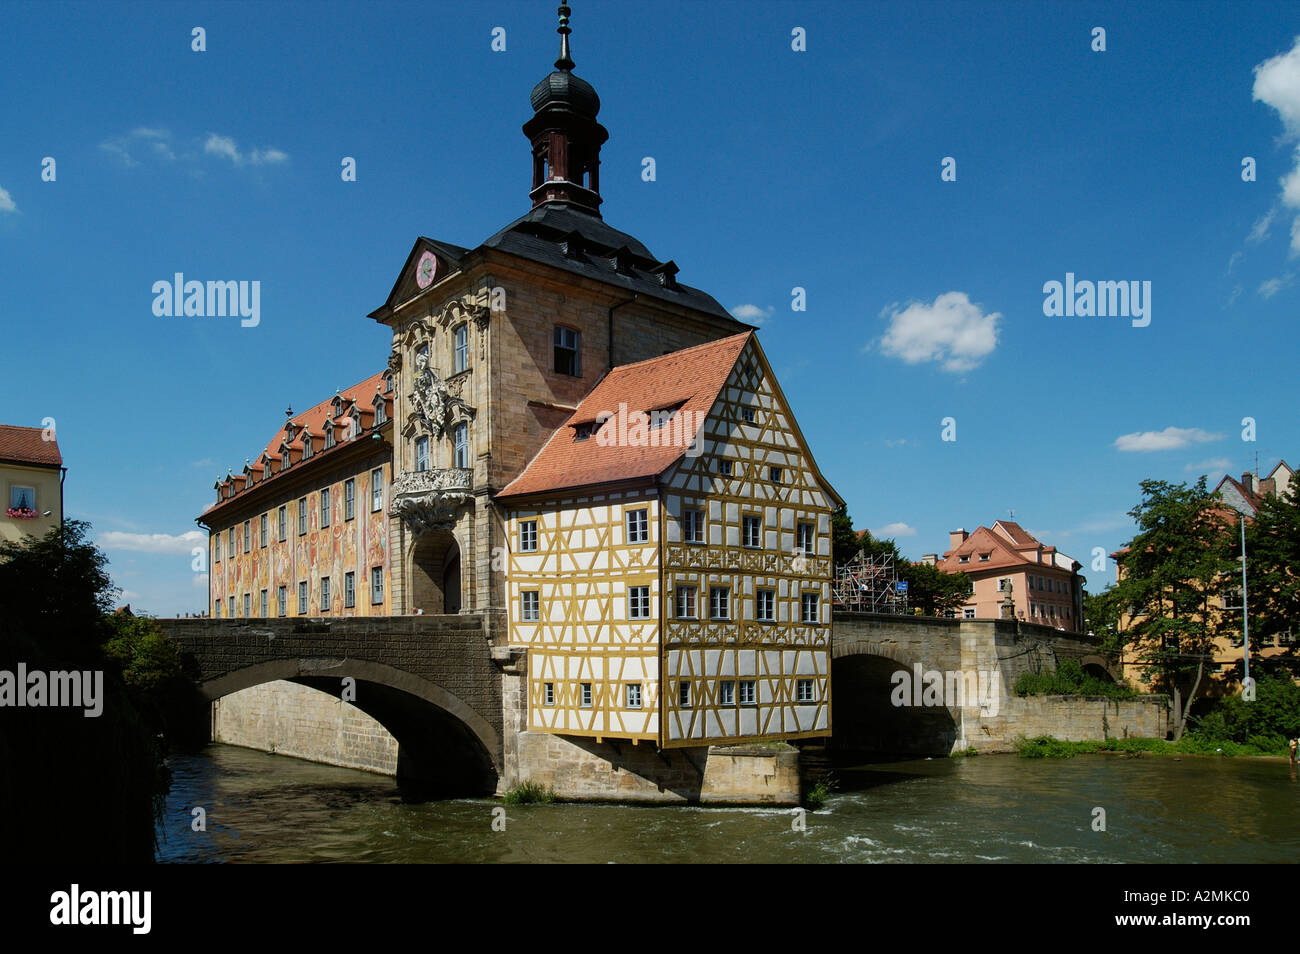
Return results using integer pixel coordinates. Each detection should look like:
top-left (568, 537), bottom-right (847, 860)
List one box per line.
top-left (155, 744), bottom-right (1300, 863)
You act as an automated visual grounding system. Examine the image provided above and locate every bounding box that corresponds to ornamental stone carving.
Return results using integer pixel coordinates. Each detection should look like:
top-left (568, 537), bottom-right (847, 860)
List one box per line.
top-left (408, 351), bottom-right (474, 439)
top-left (390, 468), bottom-right (473, 533)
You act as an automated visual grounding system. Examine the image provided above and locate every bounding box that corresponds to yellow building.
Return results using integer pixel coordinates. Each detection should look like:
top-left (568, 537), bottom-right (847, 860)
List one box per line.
top-left (1, 424), bottom-right (64, 546)
top-left (199, 374), bottom-right (394, 618)
top-left (498, 332), bottom-right (841, 747)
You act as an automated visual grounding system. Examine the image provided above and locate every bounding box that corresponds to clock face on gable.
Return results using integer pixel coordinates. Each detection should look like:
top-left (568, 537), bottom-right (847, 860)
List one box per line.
top-left (415, 250), bottom-right (438, 289)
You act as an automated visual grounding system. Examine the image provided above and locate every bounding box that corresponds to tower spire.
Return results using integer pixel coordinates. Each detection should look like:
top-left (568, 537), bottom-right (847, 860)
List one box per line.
top-left (556, 3), bottom-right (574, 71)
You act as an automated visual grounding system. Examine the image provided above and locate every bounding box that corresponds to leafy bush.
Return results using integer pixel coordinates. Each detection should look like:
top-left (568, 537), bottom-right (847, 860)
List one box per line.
top-left (1014, 658), bottom-right (1136, 698)
top-left (1185, 672), bottom-right (1300, 750)
top-left (803, 772), bottom-right (837, 809)
top-left (503, 780), bottom-right (557, 804)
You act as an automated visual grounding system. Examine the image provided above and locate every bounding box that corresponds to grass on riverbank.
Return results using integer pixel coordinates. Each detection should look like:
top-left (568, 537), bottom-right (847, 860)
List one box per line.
top-left (502, 780), bottom-right (558, 804)
top-left (1014, 735), bottom-right (1290, 759)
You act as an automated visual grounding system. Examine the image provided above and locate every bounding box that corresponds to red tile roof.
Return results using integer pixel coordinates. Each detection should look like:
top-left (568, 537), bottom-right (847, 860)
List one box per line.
top-left (0, 425), bottom-right (62, 468)
top-left (200, 372), bottom-right (390, 519)
top-left (940, 523), bottom-right (1075, 574)
top-left (497, 332), bottom-right (752, 499)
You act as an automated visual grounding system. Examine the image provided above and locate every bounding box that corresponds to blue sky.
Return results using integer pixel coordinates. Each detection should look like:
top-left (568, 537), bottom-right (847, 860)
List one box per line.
top-left (2, 0), bottom-right (1298, 616)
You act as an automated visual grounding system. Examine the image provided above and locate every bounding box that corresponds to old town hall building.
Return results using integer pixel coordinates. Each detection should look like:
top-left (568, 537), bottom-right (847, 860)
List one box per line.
top-left (201, 6), bottom-right (840, 760)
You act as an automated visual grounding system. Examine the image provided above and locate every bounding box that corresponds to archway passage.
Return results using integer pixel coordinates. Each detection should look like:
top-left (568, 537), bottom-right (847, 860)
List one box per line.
top-left (411, 530), bottom-right (461, 615)
top-left (832, 655), bottom-right (960, 758)
top-left (199, 659), bottom-right (499, 800)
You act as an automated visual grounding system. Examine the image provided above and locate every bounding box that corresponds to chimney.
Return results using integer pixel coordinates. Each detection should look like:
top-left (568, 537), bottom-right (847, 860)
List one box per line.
top-left (1242, 472), bottom-right (1255, 493)
top-left (949, 529), bottom-right (968, 550)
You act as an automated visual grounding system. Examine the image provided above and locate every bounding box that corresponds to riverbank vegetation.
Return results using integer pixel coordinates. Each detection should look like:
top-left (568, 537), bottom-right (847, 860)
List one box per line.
top-left (0, 521), bottom-right (199, 862)
top-left (1012, 657), bottom-right (1139, 698)
top-left (503, 780), bottom-right (558, 804)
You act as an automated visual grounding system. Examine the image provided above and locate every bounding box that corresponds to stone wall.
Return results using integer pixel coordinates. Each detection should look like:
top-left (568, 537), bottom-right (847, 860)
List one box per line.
top-left (972, 695), bottom-right (1170, 752)
top-left (514, 731), bottom-right (800, 805)
top-left (213, 680), bottom-right (399, 775)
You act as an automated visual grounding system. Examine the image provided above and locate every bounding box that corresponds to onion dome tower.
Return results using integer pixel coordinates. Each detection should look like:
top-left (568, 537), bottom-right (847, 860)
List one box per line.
top-left (524, 3), bottom-right (609, 216)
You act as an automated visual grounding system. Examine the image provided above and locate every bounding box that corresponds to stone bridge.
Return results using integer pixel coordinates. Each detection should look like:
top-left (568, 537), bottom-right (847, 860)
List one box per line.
top-left (830, 613), bottom-right (1162, 755)
top-left (158, 613), bottom-right (510, 797)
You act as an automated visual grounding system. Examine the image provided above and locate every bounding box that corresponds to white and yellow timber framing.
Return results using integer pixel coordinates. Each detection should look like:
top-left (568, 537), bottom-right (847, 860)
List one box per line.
top-left (507, 480), bottom-right (661, 742)
top-left (503, 334), bottom-right (838, 748)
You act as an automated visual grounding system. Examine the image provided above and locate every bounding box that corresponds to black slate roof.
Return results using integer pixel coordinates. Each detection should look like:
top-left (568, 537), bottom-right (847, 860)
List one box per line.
top-left (478, 203), bottom-right (738, 321)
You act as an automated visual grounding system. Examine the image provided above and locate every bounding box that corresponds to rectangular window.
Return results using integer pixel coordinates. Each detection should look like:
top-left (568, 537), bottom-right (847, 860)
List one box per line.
top-left (277, 586), bottom-right (287, 617)
top-left (321, 577), bottom-right (331, 613)
top-left (769, 466), bottom-right (783, 483)
top-left (580, 682), bottom-right (593, 708)
top-left (298, 581), bottom-right (308, 614)
top-left (344, 572), bottom-right (355, 609)
top-left (679, 681), bottom-right (691, 707)
top-left (757, 589), bottom-right (775, 622)
top-left (278, 506), bottom-right (287, 541)
top-left (371, 567), bottom-right (384, 605)
top-left (797, 679), bottom-right (815, 703)
top-left (243, 520), bottom-right (250, 552)
top-left (676, 585), bottom-right (697, 619)
top-left (371, 468), bottom-right (384, 512)
top-left (543, 682), bottom-right (555, 706)
top-left (963, 608), bottom-right (976, 619)
top-left (719, 680), bottom-right (735, 705)
top-left (243, 593), bottom-right (250, 617)
top-left (710, 587), bottom-right (730, 620)
top-left (683, 509), bottom-right (704, 543)
top-left (453, 423), bottom-right (469, 469)
top-left (227, 528), bottom-right (234, 558)
top-left (978, 552), bottom-right (990, 562)
top-left (228, 596), bottom-right (234, 617)
top-left (742, 514), bottom-right (761, 548)
top-left (214, 538), bottom-right (220, 563)
top-left (521, 591), bottom-right (540, 622)
top-left (801, 592), bottom-right (819, 624)
top-left (738, 680), bottom-right (756, 705)
top-left (259, 514), bottom-right (268, 548)
top-left (415, 436), bottom-right (429, 472)
top-left (259, 589), bottom-right (268, 618)
top-left (298, 498), bottom-right (307, 535)
top-left (718, 459), bottom-right (733, 477)
top-left (454, 323), bottom-right (469, 373)
top-left (626, 684), bottom-right (642, 709)
top-left (626, 508), bottom-right (649, 543)
top-left (520, 520), bottom-right (538, 552)
top-left (628, 586), bottom-right (650, 619)
top-left (797, 522), bottom-right (814, 555)
top-left (214, 600), bottom-right (221, 618)
top-left (742, 406), bottom-right (755, 424)
top-left (554, 326), bottom-right (581, 376)
top-left (320, 488), bottom-right (331, 528)
top-left (344, 479), bottom-right (355, 521)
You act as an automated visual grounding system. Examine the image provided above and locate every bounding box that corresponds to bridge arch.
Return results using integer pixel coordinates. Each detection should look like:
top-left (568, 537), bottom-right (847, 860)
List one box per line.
top-left (201, 657), bottom-right (500, 798)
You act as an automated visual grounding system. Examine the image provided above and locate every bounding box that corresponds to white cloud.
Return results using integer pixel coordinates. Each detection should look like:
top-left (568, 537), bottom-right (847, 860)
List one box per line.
top-left (730, 303), bottom-right (774, 325)
top-left (878, 291), bottom-right (1000, 373)
top-left (205, 133), bottom-right (288, 166)
top-left (1248, 207), bottom-right (1277, 244)
top-left (0, 187), bottom-right (15, 214)
top-left (100, 127), bottom-right (175, 167)
top-left (1259, 273), bottom-right (1294, 298)
top-left (1114, 427), bottom-right (1223, 452)
top-left (191, 458), bottom-right (215, 468)
top-left (871, 521), bottom-right (917, 538)
top-left (884, 438), bottom-right (908, 448)
top-left (1253, 38), bottom-right (1300, 254)
top-left (99, 530), bottom-right (206, 554)
top-left (1185, 457), bottom-right (1232, 473)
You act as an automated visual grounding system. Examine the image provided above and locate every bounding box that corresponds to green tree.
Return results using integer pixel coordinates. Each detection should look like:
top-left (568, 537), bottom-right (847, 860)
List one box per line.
top-left (1112, 478), bottom-right (1236, 740)
top-left (1244, 480), bottom-right (1300, 657)
top-left (830, 504), bottom-right (861, 568)
top-left (1083, 585), bottom-right (1125, 648)
top-left (900, 560), bottom-right (973, 617)
top-left (0, 521), bottom-right (175, 862)
top-left (104, 612), bottom-right (206, 751)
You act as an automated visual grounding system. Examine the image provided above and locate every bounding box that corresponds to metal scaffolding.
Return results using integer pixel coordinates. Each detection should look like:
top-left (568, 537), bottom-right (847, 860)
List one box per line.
top-left (833, 551), bottom-right (909, 614)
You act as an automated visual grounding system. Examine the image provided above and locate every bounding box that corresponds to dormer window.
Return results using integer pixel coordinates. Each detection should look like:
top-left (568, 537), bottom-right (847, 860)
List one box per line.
top-left (373, 394), bottom-right (387, 425)
top-left (979, 553), bottom-right (990, 562)
top-left (574, 421), bottom-right (596, 442)
top-left (383, 371), bottom-right (393, 394)
top-left (324, 423), bottom-right (336, 449)
top-left (302, 434), bottom-right (313, 460)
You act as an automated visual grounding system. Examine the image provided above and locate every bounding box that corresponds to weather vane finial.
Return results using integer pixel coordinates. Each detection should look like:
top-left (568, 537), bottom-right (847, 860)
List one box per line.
top-left (555, 3), bottom-right (575, 71)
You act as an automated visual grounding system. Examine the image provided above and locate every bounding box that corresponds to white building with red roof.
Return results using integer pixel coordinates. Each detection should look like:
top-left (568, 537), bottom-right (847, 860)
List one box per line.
top-left (0, 423), bottom-right (64, 545)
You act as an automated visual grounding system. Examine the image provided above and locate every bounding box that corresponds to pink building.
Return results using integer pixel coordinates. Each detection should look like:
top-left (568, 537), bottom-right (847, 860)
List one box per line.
top-left (925, 521), bottom-right (1083, 629)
